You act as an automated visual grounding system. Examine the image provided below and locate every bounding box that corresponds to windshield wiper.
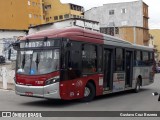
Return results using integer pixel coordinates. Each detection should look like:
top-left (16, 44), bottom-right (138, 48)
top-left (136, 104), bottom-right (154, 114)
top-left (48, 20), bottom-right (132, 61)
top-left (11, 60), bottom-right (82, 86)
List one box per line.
top-left (22, 53), bottom-right (26, 69)
top-left (35, 53), bottom-right (40, 70)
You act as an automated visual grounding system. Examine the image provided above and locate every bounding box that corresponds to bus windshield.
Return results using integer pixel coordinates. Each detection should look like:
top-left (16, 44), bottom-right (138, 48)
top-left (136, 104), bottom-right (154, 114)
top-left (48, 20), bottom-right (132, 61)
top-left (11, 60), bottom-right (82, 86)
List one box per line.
top-left (17, 49), bottom-right (59, 75)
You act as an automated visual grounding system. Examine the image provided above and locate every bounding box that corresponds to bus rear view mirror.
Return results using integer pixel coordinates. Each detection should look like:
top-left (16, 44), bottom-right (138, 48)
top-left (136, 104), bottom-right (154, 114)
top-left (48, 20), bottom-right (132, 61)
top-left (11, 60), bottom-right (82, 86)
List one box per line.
top-left (66, 42), bottom-right (72, 48)
top-left (12, 42), bottom-right (20, 50)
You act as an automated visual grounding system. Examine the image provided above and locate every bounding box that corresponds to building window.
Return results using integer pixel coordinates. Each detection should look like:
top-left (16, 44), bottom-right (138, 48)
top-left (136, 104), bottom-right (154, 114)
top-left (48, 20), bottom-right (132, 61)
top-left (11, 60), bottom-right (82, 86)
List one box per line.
top-left (115, 48), bottom-right (124, 71)
top-left (32, 2), bottom-right (35, 6)
top-left (64, 14), bottom-right (69, 19)
top-left (54, 16), bottom-right (58, 20)
top-left (29, 24), bottom-right (34, 27)
top-left (28, 0), bottom-right (31, 6)
top-left (134, 51), bottom-right (142, 66)
top-left (39, 15), bottom-right (42, 19)
top-left (44, 5), bottom-right (51, 10)
top-left (70, 14), bottom-right (73, 18)
top-left (77, 6), bottom-right (81, 11)
top-left (59, 15), bottom-right (63, 20)
top-left (70, 4), bottom-right (76, 10)
top-left (29, 14), bottom-right (32, 18)
top-left (142, 51), bottom-right (149, 65)
top-left (34, 14), bottom-right (38, 19)
top-left (121, 8), bottom-right (126, 13)
top-left (46, 17), bottom-right (49, 22)
top-left (38, 3), bottom-right (41, 8)
top-left (70, 4), bottom-right (83, 12)
top-left (115, 27), bottom-right (119, 34)
top-left (109, 10), bottom-right (114, 15)
top-left (100, 27), bottom-right (114, 36)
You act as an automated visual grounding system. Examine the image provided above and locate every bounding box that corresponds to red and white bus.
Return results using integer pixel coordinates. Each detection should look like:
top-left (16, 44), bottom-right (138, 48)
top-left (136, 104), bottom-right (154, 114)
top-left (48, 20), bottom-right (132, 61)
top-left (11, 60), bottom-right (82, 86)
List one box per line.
top-left (13, 27), bottom-right (155, 102)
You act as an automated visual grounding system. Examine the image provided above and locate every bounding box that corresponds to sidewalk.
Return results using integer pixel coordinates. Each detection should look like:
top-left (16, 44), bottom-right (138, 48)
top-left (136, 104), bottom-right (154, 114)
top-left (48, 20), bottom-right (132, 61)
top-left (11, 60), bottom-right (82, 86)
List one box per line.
top-left (0, 81), bottom-right (15, 90)
top-left (0, 62), bottom-right (15, 91)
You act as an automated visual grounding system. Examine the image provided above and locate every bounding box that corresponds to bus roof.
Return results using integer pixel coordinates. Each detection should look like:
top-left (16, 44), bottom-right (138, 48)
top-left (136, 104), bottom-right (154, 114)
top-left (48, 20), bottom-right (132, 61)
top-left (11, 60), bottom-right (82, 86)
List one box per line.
top-left (23, 27), bottom-right (102, 40)
top-left (21, 27), bottom-right (153, 51)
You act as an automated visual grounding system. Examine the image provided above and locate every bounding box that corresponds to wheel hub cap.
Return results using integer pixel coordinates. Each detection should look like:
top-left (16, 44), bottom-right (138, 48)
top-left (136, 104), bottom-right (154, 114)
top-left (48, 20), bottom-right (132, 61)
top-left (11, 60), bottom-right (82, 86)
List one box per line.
top-left (84, 87), bottom-right (90, 97)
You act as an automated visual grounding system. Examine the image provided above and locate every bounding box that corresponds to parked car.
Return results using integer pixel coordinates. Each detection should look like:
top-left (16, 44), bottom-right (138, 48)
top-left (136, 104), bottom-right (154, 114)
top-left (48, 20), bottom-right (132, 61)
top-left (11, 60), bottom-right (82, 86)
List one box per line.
top-left (0, 56), bottom-right (5, 64)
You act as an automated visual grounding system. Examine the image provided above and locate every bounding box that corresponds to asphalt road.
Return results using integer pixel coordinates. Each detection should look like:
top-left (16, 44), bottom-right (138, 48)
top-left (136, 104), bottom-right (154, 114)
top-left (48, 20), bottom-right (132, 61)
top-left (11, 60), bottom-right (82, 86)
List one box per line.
top-left (0, 74), bottom-right (160, 120)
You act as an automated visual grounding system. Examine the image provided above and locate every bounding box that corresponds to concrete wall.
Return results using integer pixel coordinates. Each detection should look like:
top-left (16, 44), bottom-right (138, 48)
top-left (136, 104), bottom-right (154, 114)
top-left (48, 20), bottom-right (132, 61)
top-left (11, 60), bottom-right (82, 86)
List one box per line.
top-left (0, 30), bottom-right (26, 58)
top-left (118, 27), bottom-right (143, 45)
top-left (84, 1), bottom-right (143, 28)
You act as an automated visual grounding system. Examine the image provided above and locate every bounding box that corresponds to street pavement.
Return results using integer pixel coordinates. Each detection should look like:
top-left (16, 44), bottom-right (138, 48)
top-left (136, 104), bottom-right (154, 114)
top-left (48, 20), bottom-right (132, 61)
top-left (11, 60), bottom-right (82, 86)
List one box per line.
top-left (0, 74), bottom-right (160, 120)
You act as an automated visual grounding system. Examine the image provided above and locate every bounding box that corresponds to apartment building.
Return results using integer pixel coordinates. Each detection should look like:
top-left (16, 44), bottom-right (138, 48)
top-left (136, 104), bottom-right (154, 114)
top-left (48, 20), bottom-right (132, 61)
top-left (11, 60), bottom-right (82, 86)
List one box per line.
top-left (0, 0), bottom-right (28, 30)
top-left (0, 0), bottom-right (84, 60)
top-left (28, 0), bottom-right (84, 26)
top-left (28, 0), bottom-right (45, 27)
top-left (43, 0), bottom-right (84, 23)
top-left (149, 29), bottom-right (160, 62)
top-left (84, 0), bottom-right (149, 46)
top-left (0, 0), bottom-right (84, 29)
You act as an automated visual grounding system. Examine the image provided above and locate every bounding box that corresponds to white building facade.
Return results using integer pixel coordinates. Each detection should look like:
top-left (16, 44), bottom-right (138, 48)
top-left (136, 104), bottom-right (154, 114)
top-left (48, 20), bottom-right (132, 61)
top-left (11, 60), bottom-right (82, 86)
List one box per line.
top-left (85, 1), bottom-right (143, 28)
top-left (0, 30), bottom-right (27, 60)
top-left (29, 18), bottom-right (100, 34)
top-left (84, 0), bottom-right (149, 46)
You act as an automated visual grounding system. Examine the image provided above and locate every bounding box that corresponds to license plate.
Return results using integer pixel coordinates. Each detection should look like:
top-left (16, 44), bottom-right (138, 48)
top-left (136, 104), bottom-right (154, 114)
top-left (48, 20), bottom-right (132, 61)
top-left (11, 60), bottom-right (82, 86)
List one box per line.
top-left (25, 92), bottom-right (33, 96)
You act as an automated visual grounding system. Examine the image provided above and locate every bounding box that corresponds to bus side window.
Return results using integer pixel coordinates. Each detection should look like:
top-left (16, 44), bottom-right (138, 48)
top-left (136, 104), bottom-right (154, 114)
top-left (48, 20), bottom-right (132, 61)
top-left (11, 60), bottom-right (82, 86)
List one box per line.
top-left (98, 46), bottom-right (103, 72)
top-left (115, 48), bottom-right (124, 71)
top-left (134, 51), bottom-right (141, 66)
top-left (142, 51), bottom-right (149, 66)
top-left (82, 44), bottom-right (97, 74)
top-left (68, 41), bottom-right (81, 79)
top-left (149, 52), bottom-right (154, 65)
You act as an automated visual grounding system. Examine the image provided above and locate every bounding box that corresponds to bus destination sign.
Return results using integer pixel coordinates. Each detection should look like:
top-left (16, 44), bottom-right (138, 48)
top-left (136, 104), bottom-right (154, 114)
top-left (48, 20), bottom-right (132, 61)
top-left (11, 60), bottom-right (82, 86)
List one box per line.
top-left (20, 40), bottom-right (59, 48)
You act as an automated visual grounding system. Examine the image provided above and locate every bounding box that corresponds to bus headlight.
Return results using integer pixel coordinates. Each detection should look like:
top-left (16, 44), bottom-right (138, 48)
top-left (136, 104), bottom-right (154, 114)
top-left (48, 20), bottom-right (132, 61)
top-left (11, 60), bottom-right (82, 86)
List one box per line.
top-left (45, 76), bottom-right (60, 85)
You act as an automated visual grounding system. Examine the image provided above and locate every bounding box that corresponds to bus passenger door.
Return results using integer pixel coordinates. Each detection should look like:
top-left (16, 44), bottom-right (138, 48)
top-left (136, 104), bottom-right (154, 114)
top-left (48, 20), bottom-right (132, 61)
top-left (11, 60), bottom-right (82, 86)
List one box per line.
top-left (125, 51), bottom-right (133, 87)
top-left (103, 49), bottom-right (113, 91)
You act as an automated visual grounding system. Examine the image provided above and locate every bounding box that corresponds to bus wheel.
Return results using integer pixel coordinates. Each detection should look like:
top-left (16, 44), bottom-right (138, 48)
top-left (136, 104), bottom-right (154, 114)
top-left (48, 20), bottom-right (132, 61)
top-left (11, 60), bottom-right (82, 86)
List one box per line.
top-left (133, 79), bottom-right (140, 93)
top-left (82, 82), bottom-right (95, 102)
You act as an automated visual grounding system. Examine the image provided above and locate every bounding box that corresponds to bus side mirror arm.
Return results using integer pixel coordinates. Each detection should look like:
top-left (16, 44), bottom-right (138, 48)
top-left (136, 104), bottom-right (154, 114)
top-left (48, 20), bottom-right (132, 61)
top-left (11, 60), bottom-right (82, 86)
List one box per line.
top-left (12, 41), bottom-right (20, 50)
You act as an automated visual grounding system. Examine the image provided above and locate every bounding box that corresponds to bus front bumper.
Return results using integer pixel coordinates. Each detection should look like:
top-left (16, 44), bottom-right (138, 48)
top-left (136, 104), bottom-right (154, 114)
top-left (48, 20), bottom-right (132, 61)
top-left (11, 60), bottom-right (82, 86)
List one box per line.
top-left (15, 82), bottom-right (61, 99)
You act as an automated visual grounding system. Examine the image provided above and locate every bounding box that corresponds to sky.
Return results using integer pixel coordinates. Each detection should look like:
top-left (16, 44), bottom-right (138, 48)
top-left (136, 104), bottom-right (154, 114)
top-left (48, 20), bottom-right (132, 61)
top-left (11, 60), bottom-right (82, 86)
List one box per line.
top-left (60, 0), bottom-right (160, 29)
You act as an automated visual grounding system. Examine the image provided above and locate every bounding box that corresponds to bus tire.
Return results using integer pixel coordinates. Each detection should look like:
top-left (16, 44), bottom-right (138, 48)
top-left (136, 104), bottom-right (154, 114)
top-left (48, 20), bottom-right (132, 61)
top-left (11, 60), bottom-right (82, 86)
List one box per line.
top-left (81, 82), bottom-right (95, 102)
top-left (133, 79), bottom-right (140, 93)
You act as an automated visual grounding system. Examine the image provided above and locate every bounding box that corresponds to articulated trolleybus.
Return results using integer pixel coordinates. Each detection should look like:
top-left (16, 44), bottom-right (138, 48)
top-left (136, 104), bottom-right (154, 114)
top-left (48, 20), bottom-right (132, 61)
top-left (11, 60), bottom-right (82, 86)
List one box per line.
top-left (13, 27), bottom-right (155, 102)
